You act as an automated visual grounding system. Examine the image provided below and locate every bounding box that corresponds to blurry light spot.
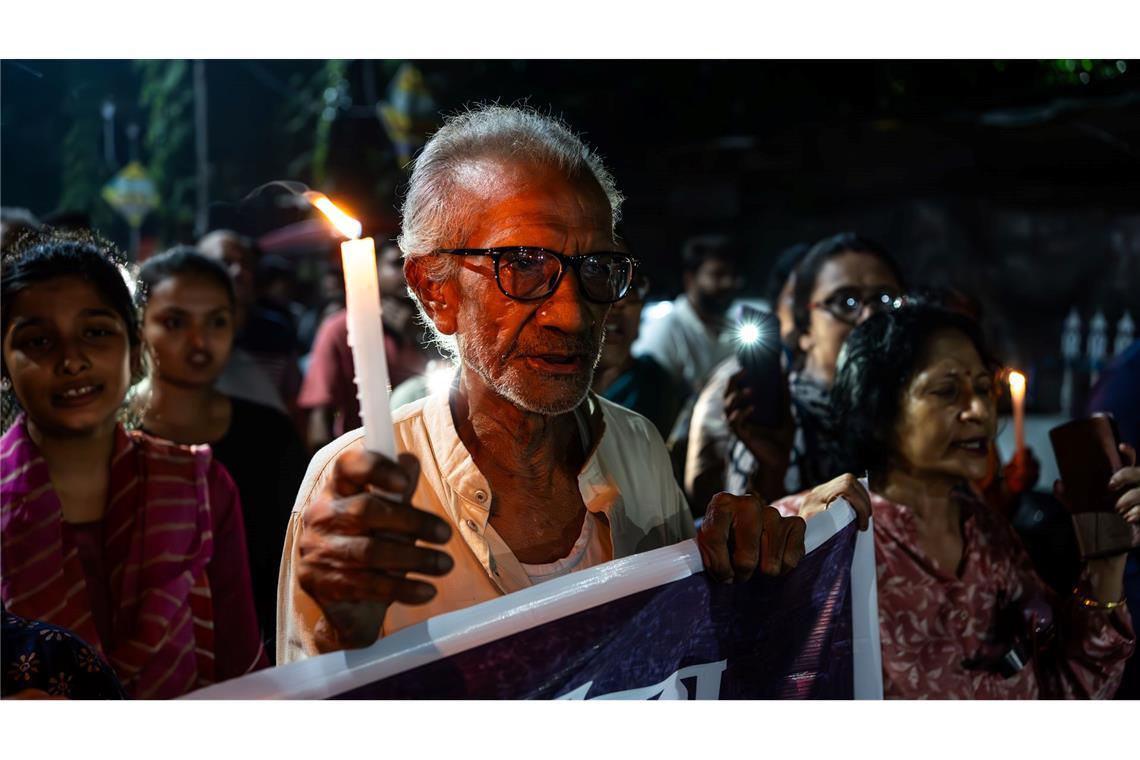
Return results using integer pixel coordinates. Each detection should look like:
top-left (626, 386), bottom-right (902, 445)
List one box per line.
top-left (1079, 72), bottom-right (1091, 84)
top-left (644, 300), bottom-right (674, 322)
top-left (1081, 59), bottom-right (1093, 72)
top-left (1064, 59), bottom-right (1077, 72)
top-left (427, 364), bottom-right (456, 396)
top-left (1118, 61), bottom-right (1128, 73)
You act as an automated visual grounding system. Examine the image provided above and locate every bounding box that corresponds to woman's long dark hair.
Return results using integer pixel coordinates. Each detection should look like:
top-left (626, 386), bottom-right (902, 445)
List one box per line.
top-left (830, 304), bottom-right (998, 475)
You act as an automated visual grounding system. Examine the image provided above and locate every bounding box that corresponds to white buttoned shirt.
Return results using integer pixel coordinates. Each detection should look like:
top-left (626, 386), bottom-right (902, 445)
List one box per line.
top-left (632, 295), bottom-right (736, 395)
top-left (277, 390), bottom-right (695, 664)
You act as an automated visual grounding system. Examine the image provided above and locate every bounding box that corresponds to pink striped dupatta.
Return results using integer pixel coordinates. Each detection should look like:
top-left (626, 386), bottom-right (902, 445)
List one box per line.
top-left (1, 416), bottom-right (217, 698)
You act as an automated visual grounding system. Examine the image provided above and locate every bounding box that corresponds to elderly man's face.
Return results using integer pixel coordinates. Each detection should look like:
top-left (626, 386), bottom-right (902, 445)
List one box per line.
top-left (448, 160), bottom-right (614, 415)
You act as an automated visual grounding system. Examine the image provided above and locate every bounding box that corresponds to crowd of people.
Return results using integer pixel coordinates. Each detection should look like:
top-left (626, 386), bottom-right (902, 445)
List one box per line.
top-left (1, 103), bottom-right (1137, 700)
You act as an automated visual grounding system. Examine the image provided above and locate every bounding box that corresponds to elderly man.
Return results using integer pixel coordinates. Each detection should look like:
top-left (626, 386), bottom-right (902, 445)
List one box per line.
top-left (277, 105), bottom-right (866, 663)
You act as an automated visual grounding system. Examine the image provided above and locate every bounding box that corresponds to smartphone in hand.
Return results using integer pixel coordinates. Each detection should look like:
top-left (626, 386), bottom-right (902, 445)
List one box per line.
top-left (1049, 413), bottom-right (1136, 559)
top-left (735, 306), bottom-right (784, 429)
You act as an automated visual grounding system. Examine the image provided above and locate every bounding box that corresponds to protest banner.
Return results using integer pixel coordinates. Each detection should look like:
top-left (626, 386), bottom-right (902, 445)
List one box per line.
top-left (187, 499), bottom-right (880, 699)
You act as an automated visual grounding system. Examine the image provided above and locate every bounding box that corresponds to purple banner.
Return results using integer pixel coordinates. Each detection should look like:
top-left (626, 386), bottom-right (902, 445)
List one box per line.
top-left (336, 524), bottom-right (857, 699)
top-left (186, 500), bottom-right (881, 700)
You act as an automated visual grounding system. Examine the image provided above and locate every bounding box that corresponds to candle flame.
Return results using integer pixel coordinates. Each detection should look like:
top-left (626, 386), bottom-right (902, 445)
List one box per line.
top-left (305, 191), bottom-right (363, 240)
top-left (1008, 370), bottom-right (1026, 395)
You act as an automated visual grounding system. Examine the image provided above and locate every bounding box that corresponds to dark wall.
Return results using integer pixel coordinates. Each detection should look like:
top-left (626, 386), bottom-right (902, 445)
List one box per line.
top-left (4, 59), bottom-right (1138, 407)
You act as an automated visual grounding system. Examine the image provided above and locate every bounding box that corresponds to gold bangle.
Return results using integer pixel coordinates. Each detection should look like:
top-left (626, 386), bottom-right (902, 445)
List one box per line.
top-left (1072, 587), bottom-right (1126, 611)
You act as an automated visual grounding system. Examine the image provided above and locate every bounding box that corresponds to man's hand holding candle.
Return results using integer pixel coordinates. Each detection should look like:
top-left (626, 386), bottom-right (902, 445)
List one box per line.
top-left (296, 449), bottom-right (454, 652)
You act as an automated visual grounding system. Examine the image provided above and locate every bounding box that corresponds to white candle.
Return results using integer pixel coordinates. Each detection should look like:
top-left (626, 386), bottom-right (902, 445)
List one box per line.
top-left (1008, 370), bottom-right (1026, 457)
top-left (307, 192), bottom-right (396, 457)
top-left (341, 237), bottom-right (397, 458)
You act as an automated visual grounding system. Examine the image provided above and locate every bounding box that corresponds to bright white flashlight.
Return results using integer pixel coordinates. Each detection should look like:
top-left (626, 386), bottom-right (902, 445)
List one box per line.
top-left (737, 322), bottom-right (761, 346)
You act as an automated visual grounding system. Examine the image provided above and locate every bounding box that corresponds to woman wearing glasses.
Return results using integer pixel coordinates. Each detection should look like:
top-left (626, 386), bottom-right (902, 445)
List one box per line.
top-left (696, 233), bottom-right (904, 506)
top-left (780, 233), bottom-right (906, 491)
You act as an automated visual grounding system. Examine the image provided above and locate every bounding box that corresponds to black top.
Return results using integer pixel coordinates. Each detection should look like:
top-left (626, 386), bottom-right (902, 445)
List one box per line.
top-left (211, 397), bottom-right (306, 662)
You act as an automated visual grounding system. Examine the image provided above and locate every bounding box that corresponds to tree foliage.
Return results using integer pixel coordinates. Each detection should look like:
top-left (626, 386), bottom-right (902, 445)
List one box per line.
top-left (135, 60), bottom-right (196, 244)
top-left (55, 61), bottom-right (132, 235)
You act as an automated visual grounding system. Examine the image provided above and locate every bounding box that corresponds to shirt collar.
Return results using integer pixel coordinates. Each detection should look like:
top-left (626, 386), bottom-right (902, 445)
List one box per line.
top-left (419, 389), bottom-right (615, 521)
top-left (870, 487), bottom-right (984, 579)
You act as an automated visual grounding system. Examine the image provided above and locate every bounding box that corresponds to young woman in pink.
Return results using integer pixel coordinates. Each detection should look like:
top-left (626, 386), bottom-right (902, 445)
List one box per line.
top-left (1, 231), bottom-right (266, 698)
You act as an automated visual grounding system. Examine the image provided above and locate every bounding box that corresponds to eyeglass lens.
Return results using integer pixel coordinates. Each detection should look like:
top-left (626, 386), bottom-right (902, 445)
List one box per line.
top-left (498, 249), bottom-right (634, 302)
top-left (828, 288), bottom-right (898, 315)
top-left (498, 249), bottom-right (562, 299)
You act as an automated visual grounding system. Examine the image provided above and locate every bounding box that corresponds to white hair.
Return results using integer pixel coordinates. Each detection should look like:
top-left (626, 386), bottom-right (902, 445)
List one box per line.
top-left (398, 104), bottom-right (624, 359)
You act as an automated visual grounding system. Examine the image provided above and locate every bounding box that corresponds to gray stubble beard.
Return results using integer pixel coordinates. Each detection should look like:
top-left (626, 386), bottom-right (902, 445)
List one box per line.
top-left (460, 327), bottom-right (606, 416)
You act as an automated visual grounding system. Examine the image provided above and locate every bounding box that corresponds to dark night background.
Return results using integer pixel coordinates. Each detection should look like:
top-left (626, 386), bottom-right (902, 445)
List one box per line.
top-left (2, 59), bottom-right (1138, 412)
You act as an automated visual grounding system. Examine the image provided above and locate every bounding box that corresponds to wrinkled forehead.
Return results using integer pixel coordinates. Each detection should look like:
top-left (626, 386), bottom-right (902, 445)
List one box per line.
top-left (200, 233), bottom-right (253, 265)
top-left (452, 158), bottom-right (614, 246)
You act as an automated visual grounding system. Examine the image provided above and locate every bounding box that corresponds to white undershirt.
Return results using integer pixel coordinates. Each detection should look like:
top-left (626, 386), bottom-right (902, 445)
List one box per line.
top-left (519, 510), bottom-right (611, 584)
top-left (520, 407), bottom-right (610, 585)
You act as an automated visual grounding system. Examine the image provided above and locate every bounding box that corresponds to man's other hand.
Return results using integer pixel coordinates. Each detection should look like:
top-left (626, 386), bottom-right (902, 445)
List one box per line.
top-left (697, 492), bottom-right (806, 583)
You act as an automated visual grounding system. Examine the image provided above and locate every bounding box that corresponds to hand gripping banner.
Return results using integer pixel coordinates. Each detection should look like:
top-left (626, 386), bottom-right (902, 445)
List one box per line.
top-left (187, 500), bottom-right (881, 700)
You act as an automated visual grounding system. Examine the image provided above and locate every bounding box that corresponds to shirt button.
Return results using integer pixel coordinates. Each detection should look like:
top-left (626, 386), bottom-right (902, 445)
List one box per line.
top-left (474, 490), bottom-right (487, 503)
top-left (465, 519), bottom-right (479, 532)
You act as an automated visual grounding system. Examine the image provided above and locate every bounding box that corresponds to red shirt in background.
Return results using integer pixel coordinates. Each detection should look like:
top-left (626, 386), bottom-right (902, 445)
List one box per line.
top-left (298, 309), bottom-right (427, 438)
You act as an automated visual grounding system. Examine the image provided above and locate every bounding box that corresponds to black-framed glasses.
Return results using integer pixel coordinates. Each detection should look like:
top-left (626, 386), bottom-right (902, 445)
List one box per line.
top-left (436, 247), bottom-right (640, 304)
top-left (812, 287), bottom-right (904, 325)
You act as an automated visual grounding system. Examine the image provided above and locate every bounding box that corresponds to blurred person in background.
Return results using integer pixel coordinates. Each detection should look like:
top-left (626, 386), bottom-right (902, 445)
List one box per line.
top-left (249, 252), bottom-right (304, 421)
top-left (1087, 336), bottom-right (1140, 699)
top-left (298, 241), bottom-right (429, 452)
top-left (590, 236), bottom-right (684, 438)
top-left (686, 233), bottom-right (902, 511)
top-left (685, 241), bottom-right (810, 510)
top-left (634, 233), bottom-right (744, 491)
top-left (297, 263), bottom-right (346, 353)
top-left (135, 247), bottom-right (307, 659)
top-left (199, 229), bottom-right (288, 414)
top-left (767, 242), bottom-right (811, 354)
top-left (632, 233), bottom-right (742, 396)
